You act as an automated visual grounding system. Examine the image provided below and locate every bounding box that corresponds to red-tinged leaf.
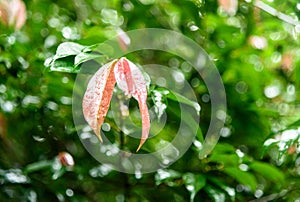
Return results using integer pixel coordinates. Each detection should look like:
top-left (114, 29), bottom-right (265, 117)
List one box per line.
top-left (0, 0), bottom-right (26, 30)
top-left (117, 28), bottom-right (130, 51)
top-left (218, 0), bottom-right (238, 16)
top-left (114, 58), bottom-right (150, 151)
top-left (82, 60), bottom-right (117, 142)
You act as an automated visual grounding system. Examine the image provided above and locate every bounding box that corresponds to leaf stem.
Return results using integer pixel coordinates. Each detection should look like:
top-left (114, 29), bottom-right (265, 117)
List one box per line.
top-left (117, 97), bottom-right (130, 201)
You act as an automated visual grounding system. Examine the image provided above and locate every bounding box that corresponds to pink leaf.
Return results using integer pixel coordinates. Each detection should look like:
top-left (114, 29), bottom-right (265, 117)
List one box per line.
top-left (114, 58), bottom-right (150, 151)
top-left (218, 0), bottom-right (238, 16)
top-left (82, 60), bottom-right (117, 142)
top-left (82, 57), bottom-right (150, 151)
top-left (117, 28), bottom-right (131, 51)
top-left (0, 0), bottom-right (26, 30)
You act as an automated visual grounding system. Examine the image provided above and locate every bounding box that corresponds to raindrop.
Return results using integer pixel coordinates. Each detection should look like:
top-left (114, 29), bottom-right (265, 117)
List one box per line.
top-left (32, 12), bottom-right (43, 23)
top-left (2, 101), bottom-right (15, 112)
top-left (186, 185), bottom-right (194, 191)
top-left (101, 8), bottom-right (124, 26)
top-left (7, 36), bottom-right (16, 45)
top-left (44, 35), bottom-right (57, 48)
top-left (82, 125), bottom-right (92, 132)
top-left (5, 169), bottom-right (29, 183)
top-left (191, 78), bottom-right (200, 88)
top-left (22, 95), bottom-right (40, 106)
top-left (46, 101), bottom-right (58, 111)
top-left (235, 81), bottom-right (248, 94)
top-left (172, 71), bottom-right (185, 83)
top-left (254, 189), bottom-right (263, 198)
top-left (196, 53), bottom-right (206, 69)
top-left (181, 62), bottom-right (192, 73)
top-left (162, 159), bottom-right (170, 165)
top-left (236, 149), bottom-right (244, 158)
top-left (62, 27), bottom-right (79, 40)
top-left (201, 94), bottom-right (210, 103)
top-left (216, 110), bottom-right (226, 121)
top-left (271, 52), bottom-right (282, 64)
top-left (60, 96), bottom-right (72, 105)
top-left (116, 194), bottom-right (125, 202)
top-left (18, 57), bottom-right (29, 69)
top-left (123, 2), bottom-right (134, 11)
top-left (190, 25), bottom-right (199, 31)
top-left (66, 189), bottom-right (74, 197)
top-left (52, 160), bottom-right (62, 173)
top-left (48, 17), bottom-right (61, 28)
top-left (32, 135), bottom-right (46, 142)
top-left (0, 84), bottom-right (7, 93)
top-left (249, 36), bottom-right (267, 49)
top-left (159, 143), bottom-right (180, 165)
top-left (169, 58), bottom-right (180, 68)
top-left (264, 85), bottom-right (280, 98)
top-left (135, 170), bottom-right (142, 179)
top-left (28, 190), bottom-right (37, 202)
top-left (278, 103), bottom-right (289, 115)
top-left (193, 140), bottom-right (202, 149)
top-left (56, 193), bottom-right (64, 202)
top-left (236, 184), bottom-right (244, 192)
top-left (269, 32), bottom-right (284, 41)
top-left (239, 164), bottom-right (249, 171)
top-left (156, 77), bottom-right (167, 87)
top-left (287, 84), bottom-right (295, 95)
top-left (40, 28), bottom-right (49, 37)
top-left (220, 127), bottom-right (231, 137)
top-left (102, 123), bottom-right (111, 132)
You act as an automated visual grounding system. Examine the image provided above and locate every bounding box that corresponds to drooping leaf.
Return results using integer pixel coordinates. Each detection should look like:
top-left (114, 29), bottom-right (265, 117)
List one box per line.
top-left (223, 167), bottom-right (257, 192)
top-left (249, 161), bottom-right (285, 183)
top-left (82, 57), bottom-right (150, 151)
top-left (114, 57), bottom-right (150, 151)
top-left (208, 177), bottom-right (235, 201)
top-left (55, 42), bottom-right (91, 59)
top-left (82, 60), bottom-right (117, 142)
top-left (167, 91), bottom-right (201, 114)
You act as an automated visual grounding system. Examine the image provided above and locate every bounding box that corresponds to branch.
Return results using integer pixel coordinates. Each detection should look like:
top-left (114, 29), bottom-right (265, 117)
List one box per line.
top-left (254, 0), bottom-right (300, 26)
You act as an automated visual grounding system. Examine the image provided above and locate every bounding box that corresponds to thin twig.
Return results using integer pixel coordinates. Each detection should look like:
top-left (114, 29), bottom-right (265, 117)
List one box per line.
top-left (254, 0), bottom-right (300, 26)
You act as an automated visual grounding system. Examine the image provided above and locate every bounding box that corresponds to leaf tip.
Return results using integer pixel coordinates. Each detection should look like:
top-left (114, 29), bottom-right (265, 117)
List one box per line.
top-left (136, 139), bottom-right (146, 152)
top-left (95, 126), bottom-right (103, 143)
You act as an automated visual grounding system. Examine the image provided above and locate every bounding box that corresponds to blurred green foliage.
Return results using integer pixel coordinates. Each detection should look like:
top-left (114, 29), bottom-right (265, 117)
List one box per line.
top-left (0, 0), bottom-right (300, 201)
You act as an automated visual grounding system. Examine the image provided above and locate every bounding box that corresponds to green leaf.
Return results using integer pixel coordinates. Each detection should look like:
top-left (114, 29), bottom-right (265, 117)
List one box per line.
top-left (24, 160), bottom-right (52, 173)
top-left (167, 91), bottom-right (201, 114)
top-left (74, 53), bottom-right (108, 67)
top-left (223, 167), bottom-right (257, 192)
top-left (208, 176), bottom-right (235, 201)
top-left (211, 143), bottom-right (236, 154)
top-left (49, 56), bottom-right (79, 73)
top-left (183, 173), bottom-right (206, 202)
top-left (55, 42), bottom-right (91, 59)
top-left (249, 161), bottom-right (285, 183)
top-left (209, 153), bottom-right (239, 167)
